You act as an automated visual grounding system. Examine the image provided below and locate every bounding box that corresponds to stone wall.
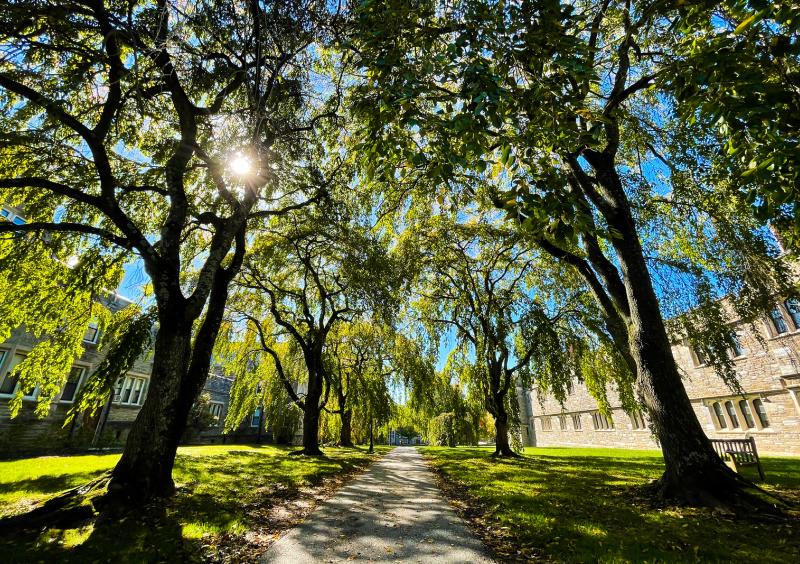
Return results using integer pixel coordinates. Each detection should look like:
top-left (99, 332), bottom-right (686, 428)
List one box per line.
top-left (523, 311), bottom-right (800, 457)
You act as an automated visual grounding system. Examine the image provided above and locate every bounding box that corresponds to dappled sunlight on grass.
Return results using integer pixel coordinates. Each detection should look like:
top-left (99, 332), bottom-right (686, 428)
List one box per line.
top-left (0, 444), bottom-right (387, 562)
top-left (423, 446), bottom-right (800, 562)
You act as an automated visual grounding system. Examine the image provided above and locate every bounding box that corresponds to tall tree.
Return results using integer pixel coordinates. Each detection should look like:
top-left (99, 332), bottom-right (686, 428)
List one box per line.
top-left (0, 0), bottom-right (334, 500)
top-left (349, 0), bottom-right (789, 508)
top-left (403, 215), bottom-right (589, 456)
top-left (228, 199), bottom-right (399, 454)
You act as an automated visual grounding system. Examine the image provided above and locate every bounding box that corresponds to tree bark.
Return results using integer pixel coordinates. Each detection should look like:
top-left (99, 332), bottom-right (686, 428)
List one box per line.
top-left (493, 416), bottom-right (514, 457)
top-left (584, 151), bottom-right (772, 508)
top-left (295, 354), bottom-right (324, 455)
top-left (339, 409), bottom-right (354, 447)
top-left (108, 318), bottom-right (194, 499)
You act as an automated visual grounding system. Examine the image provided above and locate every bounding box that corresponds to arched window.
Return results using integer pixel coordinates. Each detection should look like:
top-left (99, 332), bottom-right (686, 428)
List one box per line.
top-left (739, 400), bottom-right (755, 429)
top-left (725, 401), bottom-right (740, 428)
top-left (785, 298), bottom-right (800, 330)
top-left (753, 399), bottom-right (770, 428)
top-left (712, 402), bottom-right (727, 429)
top-left (769, 308), bottom-right (789, 334)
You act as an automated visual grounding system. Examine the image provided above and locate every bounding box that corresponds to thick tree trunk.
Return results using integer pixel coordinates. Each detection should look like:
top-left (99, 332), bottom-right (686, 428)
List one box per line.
top-left (108, 319), bottom-right (194, 500)
top-left (296, 358), bottom-right (324, 455)
top-left (493, 416), bottom-right (515, 457)
top-left (339, 409), bottom-right (354, 447)
top-left (109, 263), bottom-right (235, 502)
top-left (586, 152), bottom-right (774, 509)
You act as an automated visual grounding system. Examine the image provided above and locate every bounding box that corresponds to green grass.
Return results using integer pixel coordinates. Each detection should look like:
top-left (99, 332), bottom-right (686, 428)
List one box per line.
top-left (422, 446), bottom-right (800, 563)
top-left (0, 444), bottom-right (389, 562)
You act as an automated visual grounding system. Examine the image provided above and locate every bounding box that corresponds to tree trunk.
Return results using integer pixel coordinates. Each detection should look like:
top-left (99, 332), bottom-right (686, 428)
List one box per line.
top-left (108, 264), bottom-right (234, 502)
top-left (108, 319), bottom-right (194, 500)
top-left (296, 357), bottom-right (324, 455)
top-left (587, 151), bottom-right (773, 509)
top-left (368, 418), bottom-right (374, 454)
top-left (339, 409), bottom-right (354, 447)
top-left (493, 416), bottom-right (515, 457)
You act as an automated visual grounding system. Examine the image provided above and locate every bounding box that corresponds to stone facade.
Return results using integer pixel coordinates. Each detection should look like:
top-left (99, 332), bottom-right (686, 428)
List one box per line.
top-left (520, 300), bottom-right (800, 456)
top-left (0, 296), bottom-right (232, 457)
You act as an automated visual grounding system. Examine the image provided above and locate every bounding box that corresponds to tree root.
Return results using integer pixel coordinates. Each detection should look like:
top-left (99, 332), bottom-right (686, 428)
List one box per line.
top-left (0, 472), bottom-right (112, 534)
top-left (643, 468), bottom-right (790, 520)
top-left (492, 450), bottom-right (521, 459)
top-left (289, 448), bottom-right (325, 456)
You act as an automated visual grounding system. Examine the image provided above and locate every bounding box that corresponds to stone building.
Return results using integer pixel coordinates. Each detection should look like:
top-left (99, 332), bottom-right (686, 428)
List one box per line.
top-left (0, 293), bottom-right (234, 457)
top-left (520, 297), bottom-right (800, 456)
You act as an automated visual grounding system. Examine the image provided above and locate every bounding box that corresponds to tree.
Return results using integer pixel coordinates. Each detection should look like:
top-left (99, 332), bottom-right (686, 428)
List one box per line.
top-left (228, 198), bottom-right (398, 454)
top-left (402, 215), bottom-right (589, 456)
top-left (666, 1), bottom-right (800, 245)
top-left (0, 0), bottom-right (334, 501)
top-left (349, 0), bottom-right (789, 508)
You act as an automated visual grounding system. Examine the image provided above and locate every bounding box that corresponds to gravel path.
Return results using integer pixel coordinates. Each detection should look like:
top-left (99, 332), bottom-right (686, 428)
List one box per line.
top-left (260, 446), bottom-right (494, 563)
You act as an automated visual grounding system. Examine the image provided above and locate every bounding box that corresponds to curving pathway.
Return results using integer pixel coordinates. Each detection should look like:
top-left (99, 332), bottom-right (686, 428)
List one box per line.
top-left (260, 446), bottom-right (494, 563)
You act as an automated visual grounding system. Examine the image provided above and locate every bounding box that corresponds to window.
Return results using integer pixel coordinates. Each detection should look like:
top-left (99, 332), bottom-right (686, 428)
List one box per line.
top-left (730, 332), bottom-right (745, 358)
top-left (251, 406), bottom-right (262, 428)
top-left (113, 375), bottom-right (147, 406)
top-left (785, 298), bottom-right (800, 330)
top-left (572, 414), bottom-right (582, 430)
top-left (541, 417), bottom-right (552, 431)
top-left (712, 402), bottom-right (727, 429)
top-left (769, 308), bottom-right (789, 335)
top-left (208, 401), bottom-right (224, 423)
top-left (592, 411), bottom-right (613, 430)
top-left (737, 400), bottom-right (755, 429)
top-left (559, 415), bottom-right (567, 430)
top-left (724, 401), bottom-right (740, 428)
top-left (59, 367), bottom-right (85, 403)
top-left (83, 323), bottom-right (100, 344)
top-left (630, 411), bottom-right (647, 430)
top-left (692, 347), bottom-right (707, 366)
top-left (753, 399), bottom-right (770, 428)
top-left (0, 352), bottom-right (34, 397)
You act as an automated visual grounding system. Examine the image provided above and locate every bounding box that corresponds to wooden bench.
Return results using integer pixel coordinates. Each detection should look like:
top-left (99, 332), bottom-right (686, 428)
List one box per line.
top-left (710, 437), bottom-right (765, 481)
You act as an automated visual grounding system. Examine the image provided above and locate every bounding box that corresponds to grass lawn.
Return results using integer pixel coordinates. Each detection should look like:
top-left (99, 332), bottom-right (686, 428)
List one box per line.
top-left (422, 446), bottom-right (800, 563)
top-left (0, 444), bottom-right (388, 562)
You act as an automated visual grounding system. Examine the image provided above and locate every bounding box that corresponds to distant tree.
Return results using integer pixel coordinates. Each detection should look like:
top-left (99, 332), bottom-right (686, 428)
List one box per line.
top-left (401, 215), bottom-right (595, 456)
top-left (226, 198), bottom-right (399, 454)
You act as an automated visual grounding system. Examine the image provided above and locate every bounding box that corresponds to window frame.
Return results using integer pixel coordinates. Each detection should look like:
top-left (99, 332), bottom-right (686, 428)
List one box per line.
top-left (571, 414), bottom-right (582, 430)
top-left (208, 401), bottom-right (224, 423)
top-left (83, 324), bottom-right (100, 344)
top-left (0, 351), bottom-right (38, 399)
top-left (769, 307), bottom-right (789, 335)
top-left (113, 374), bottom-right (148, 406)
top-left (784, 298), bottom-right (800, 330)
top-left (724, 400), bottom-right (740, 429)
top-left (753, 398), bottom-right (770, 428)
top-left (251, 406), bottom-right (262, 428)
top-left (59, 366), bottom-right (86, 403)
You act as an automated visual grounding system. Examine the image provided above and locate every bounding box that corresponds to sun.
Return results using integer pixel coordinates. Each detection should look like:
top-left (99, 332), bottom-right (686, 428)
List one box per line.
top-left (229, 154), bottom-right (252, 176)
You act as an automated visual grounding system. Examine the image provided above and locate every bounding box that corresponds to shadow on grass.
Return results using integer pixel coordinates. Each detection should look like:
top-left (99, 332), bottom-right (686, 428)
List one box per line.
top-left (0, 445), bottom-right (377, 562)
top-left (424, 447), bottom-right (800, 563)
